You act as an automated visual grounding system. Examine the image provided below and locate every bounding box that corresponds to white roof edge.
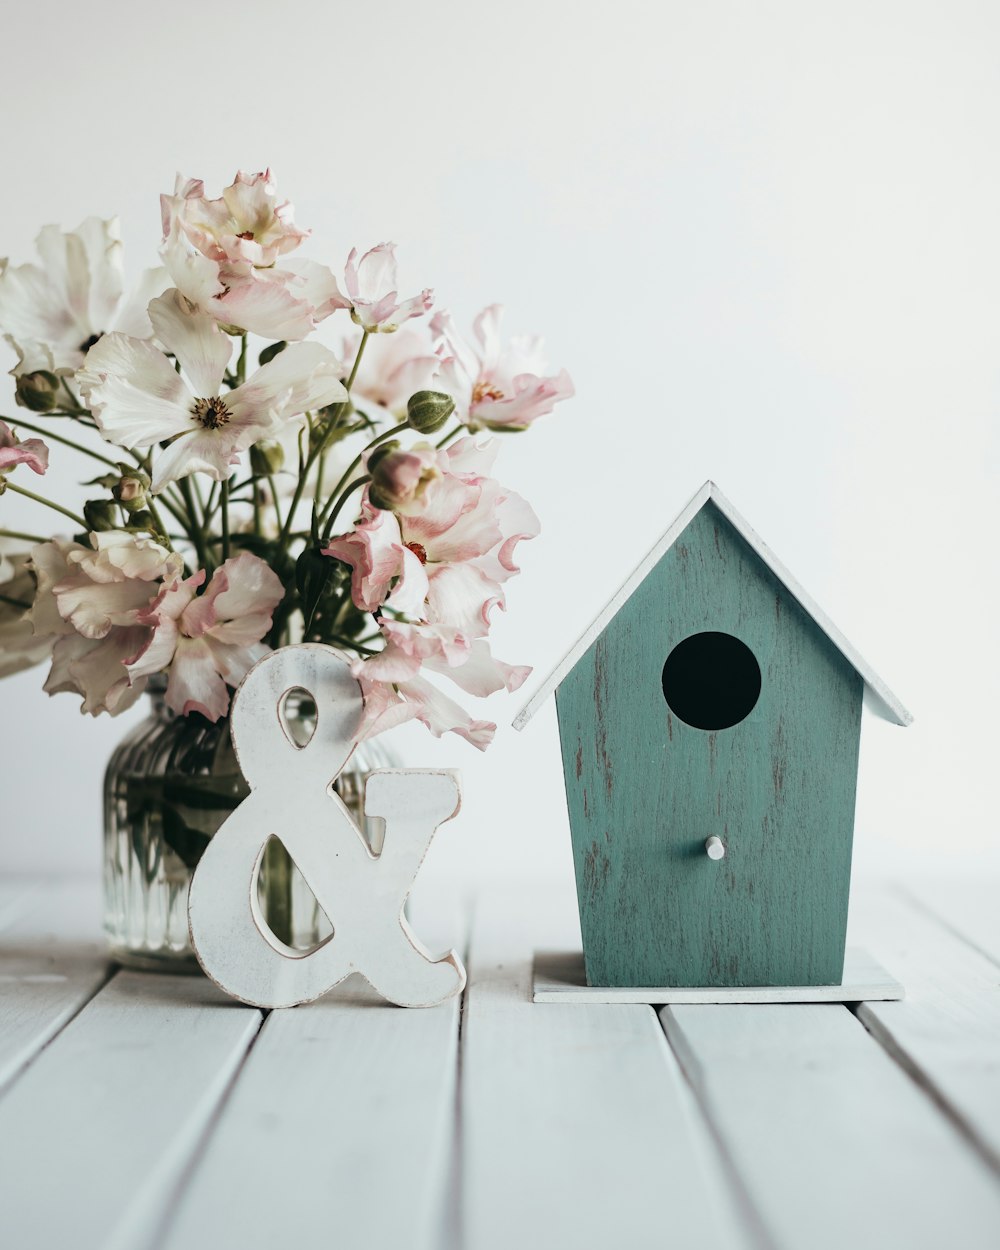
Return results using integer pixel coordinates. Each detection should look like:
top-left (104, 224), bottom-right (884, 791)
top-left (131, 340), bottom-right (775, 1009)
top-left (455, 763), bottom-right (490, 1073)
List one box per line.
top-left (513, 480), bottom-right (912, 731)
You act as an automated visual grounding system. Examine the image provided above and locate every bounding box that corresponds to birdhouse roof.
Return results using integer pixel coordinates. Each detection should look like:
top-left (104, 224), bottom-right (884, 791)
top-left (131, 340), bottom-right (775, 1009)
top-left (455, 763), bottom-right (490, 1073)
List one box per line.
top-left (513, 481), bottom-right (912, 730)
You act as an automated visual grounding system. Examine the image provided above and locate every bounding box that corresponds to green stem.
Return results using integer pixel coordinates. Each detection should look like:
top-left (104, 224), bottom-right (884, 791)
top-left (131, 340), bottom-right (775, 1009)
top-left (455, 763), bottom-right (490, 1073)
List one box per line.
top-left (144, 498), bottom-right (172, 547)
top-left (236, 334), bottom-right (248, 386)
top-left (323, 475), bottom-right (370, 537)
top-left (154, 491), bottom-right (191, 533)
top-left (178, 477), bottom-right (208, 568)
top-left (0, 591), bottom-right (30, 609)
top-left (278, 332), bottom-right (370, 550)
top-left (266, 471), bottom-right (283, 536)
top-left (220, 480), bottom-right (230, 562)
top-left (3, 481), bottom-right (86, 529)
top-left (2, 416), bottom-right (121, 469)
top-left (0, 527), bottom-right (46, 544)
top-left (319, 422), bottom-right (408, 541)
top-left (435, 424), bottom-right (463, 449)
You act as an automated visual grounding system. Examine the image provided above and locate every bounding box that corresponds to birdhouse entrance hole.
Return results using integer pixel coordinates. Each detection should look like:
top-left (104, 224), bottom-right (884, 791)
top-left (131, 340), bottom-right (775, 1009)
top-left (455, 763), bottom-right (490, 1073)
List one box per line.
top-left (661, 631), bottom-right (761, 730)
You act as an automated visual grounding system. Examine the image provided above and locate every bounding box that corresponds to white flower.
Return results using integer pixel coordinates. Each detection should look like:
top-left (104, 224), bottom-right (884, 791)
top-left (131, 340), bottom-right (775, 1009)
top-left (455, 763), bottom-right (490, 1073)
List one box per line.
top-left (78, 290), bottom-right (348, 492)
top-left (0, 217), bottom-right (167, 381)
top-left (344, 244), bottom-right (432, 333)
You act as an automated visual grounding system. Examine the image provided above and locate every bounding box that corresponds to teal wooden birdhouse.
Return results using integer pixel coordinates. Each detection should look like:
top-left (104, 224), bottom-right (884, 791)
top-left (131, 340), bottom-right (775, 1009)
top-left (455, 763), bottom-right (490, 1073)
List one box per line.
top-left (514, 482), bottom-right (911, 989)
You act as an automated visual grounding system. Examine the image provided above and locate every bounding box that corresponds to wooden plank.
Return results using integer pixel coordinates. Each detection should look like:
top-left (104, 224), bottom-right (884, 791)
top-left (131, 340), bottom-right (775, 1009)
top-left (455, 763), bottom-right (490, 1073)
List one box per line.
top-left (900, 877), bottom-right (1000, 970)
top-left (849, 886), bottom-right (1000, 1174)
top-left (660, 999), bottom-right (1000, 1250)
top-left (157, 883), bottom-right (467, 1250)
top-left (461, 886), bottom-right (751, 1250)
top-left (0, 877), bottom-right (111, 1094)
top-left (0, 970), bottom-right (260, 1250)
top-left (157, 982), bottom-right (460, 1250)
top-left (532, 947), bottom-right (902, 1003)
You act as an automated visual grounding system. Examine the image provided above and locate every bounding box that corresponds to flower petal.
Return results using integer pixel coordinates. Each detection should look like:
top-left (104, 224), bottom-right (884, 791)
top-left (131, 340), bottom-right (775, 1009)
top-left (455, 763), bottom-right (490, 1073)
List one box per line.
top-left (396, 674), bottom-right (495, 750)
top-left (234, 341), bottom-right (347, 421)
top-left (423, 639), bottom-right (531, 697)
top-left (78, 332), bottom-right (191, 446)
top-left (164, 635), bottom-right (230, 721)
top-left (147, 289), bottom-right (232, 397)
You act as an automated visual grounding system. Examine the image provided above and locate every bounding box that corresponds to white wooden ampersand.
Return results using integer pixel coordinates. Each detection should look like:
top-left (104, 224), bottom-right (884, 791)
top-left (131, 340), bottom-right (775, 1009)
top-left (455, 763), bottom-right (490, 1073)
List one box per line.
top-left (187, 644), bottom-right (465, 1009)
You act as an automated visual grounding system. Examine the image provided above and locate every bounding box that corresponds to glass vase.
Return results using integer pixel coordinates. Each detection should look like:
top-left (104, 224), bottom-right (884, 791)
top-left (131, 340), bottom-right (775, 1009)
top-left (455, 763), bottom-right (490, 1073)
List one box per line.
top-left (102, 679), bottom-right (399, 972)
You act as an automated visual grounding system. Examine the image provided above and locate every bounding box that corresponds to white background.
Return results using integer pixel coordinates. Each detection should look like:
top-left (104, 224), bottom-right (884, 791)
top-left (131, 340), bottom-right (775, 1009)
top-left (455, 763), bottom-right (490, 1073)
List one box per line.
top-left (0, 1), bottom-right (997, 889)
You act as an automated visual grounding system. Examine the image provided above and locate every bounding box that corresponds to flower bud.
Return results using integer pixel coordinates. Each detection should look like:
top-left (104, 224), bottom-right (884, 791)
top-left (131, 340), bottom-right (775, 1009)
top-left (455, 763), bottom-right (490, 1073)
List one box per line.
top-left (407, 390), bottom-right (454, 434)
top-left (15, 370), bottom-right (60, 413)
top-left (112, 467), bottom-right (150, 513)
top-left (258, 341), bottom-right (287, 366)
top-left (83, 499), bottom-right (119, 532)
top-left (250, 440), bottom-right (285, 476)
top-left (368, 445), bottom-right (440, 513)
top-left (125, 510), bottom-right (155, 534)
top-left (366, 440), bottom-right (401, 473)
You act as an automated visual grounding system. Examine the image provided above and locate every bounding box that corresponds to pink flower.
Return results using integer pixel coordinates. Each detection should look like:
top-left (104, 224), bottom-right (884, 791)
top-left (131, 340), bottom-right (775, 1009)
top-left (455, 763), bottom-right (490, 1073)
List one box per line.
top-left (30, 532), bottom-right (183, 716)
top-left (344, 243), bottom-right (432, 333)
top-left (78, 289), bottom-right (347, 491)
top-left (0, 216), bottom-right (167, 380)
top-left (127, 550), bottom-right (284, 722)
top-left (351, 324), bottom-right (442, 419)
top-left (161, 171), bottom-right (348, 341)
top-left (323, 435), bottom-right (536, 745)
top-left (358, 672), bottom-right (497, 751)
top-left (161, 170), bottom-right (309, 269)
top-left (0, 420), bottom-right (48, 477)
top-left (433, 305), bottom-right (574, 431)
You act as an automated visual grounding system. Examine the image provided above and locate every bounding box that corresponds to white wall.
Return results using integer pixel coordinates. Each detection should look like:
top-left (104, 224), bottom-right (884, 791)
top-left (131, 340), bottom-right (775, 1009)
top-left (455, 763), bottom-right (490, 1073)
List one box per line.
top-left (0, 0), bottom-right (997, 887)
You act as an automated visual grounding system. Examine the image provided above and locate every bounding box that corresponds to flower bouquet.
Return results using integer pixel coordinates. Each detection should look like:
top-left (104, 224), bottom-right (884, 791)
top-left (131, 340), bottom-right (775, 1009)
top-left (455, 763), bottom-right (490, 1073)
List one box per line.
top-left (0, 169), bottom-right (572, 965)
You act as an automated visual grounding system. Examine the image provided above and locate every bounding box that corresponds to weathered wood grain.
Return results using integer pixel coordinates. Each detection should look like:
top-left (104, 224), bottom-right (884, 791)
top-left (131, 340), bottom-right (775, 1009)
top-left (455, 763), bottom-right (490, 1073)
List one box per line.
top-left (461, 887), bottom-right (750, 1250)
top-left (157, 984), bottom-right (460, 1250)
top-left (0, 970), bottom-right (260, 1250)
top-left (849, 886), bottom-right (1000, 1174)
top-left (515, 480), bottom-right (911, 729)
top-left (0, 877), bottom-right (110, 1094)
top-left (159, 886), bottom-right (466, 1250)
top-left (660, 1000), bottom-right (1000, 1249)
top-left (557, 500), bottom-right (863, 987)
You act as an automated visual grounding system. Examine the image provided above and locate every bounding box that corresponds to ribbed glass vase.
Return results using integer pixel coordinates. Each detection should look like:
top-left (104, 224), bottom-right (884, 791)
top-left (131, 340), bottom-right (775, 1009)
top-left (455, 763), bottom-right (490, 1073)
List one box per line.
top-left (103, 680), bottom-right (399, 972)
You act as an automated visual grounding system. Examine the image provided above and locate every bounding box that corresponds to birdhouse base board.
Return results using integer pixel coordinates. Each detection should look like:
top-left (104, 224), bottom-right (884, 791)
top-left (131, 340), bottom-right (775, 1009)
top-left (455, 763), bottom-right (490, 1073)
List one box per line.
top-left (531, 948), bottom-right (903, 1004)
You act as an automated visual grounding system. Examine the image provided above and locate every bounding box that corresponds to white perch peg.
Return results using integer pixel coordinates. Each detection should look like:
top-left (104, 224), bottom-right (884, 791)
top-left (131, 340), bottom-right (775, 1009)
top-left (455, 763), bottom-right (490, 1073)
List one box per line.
top-left (705, 835), bottom-right (726, 861)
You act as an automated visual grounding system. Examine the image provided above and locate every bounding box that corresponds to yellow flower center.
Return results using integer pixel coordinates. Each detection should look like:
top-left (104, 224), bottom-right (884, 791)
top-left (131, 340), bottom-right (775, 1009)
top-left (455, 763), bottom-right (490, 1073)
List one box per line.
top-left (472, 381), bottom-right (504, 404)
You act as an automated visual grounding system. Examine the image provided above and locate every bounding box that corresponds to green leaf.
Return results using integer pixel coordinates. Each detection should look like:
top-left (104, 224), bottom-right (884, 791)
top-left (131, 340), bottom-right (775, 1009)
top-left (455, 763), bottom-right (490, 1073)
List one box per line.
top-left (296, 546), bottom-right (335, 630)
top-left (161, 803), bottom-right (213, 870)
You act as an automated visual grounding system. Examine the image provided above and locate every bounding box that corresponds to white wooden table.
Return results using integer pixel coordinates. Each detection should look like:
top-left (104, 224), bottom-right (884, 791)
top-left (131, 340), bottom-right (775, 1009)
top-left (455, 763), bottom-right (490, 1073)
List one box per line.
top-left (1, 874), bottom-right (999, 1250)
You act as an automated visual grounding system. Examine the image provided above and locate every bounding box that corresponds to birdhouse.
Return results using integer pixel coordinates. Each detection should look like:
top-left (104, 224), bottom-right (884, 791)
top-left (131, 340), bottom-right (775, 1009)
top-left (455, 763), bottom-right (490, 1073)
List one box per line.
top-left (515, 482), bottom-right (911, 989)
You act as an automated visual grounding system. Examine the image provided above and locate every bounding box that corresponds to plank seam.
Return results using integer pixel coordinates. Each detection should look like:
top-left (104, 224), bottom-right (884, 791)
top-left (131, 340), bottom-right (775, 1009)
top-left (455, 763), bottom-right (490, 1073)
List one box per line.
top-left (146, 1005), bottom-right (267, 1250)
top-left (657, 1006), bottom-right (779, 1250)
top-left (445, 891), bottom-right (476, 1250)
top-left (0, 961), bottom-right (120, 1103)
top-left (852, 1002), bottom-right (1000, 1183)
